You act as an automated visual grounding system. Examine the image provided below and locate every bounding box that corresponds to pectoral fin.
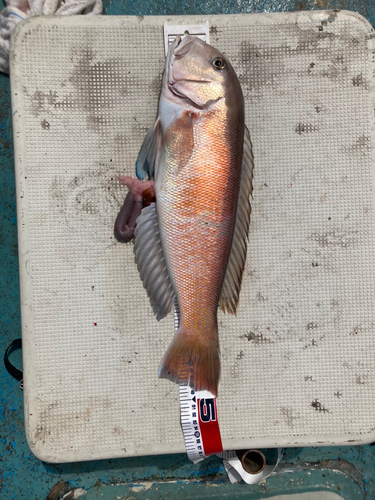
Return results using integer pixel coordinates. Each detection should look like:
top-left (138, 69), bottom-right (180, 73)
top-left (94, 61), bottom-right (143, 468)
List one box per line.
top-left (219, 125), bottom-right (254, 314)
top-left (136, 118), bottom-right (162, 180)
top-left (134, 203), bottom-right (175, 320)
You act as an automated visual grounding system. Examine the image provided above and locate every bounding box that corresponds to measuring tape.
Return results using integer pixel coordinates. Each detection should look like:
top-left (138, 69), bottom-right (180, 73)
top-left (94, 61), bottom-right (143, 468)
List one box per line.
top-left (179, 385), bottom-right (223, 464)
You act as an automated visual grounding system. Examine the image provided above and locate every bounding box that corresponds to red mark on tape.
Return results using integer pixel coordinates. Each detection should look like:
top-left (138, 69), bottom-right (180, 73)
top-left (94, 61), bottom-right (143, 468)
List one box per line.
top-left (197, 397), bottom-right (223, 456)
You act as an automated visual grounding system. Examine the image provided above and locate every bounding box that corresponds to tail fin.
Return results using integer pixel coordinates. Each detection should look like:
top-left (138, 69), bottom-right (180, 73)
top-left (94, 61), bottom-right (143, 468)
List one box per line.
top-left (158, 327), bottom-right (220, 396)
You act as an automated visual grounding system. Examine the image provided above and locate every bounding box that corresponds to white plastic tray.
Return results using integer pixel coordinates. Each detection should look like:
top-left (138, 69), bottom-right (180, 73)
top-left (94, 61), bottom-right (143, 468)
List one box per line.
top-left (10, 11), bottom-right (375, 463)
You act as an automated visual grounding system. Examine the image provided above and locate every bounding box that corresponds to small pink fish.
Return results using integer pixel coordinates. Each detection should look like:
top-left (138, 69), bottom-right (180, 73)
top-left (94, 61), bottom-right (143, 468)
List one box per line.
top-left (117, 35), bottom-right (253, 396)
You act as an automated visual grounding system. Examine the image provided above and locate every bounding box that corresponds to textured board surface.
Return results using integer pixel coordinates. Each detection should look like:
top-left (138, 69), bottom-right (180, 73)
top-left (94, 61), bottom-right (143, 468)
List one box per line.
top-left (9, 11), bottom-right (375, 463)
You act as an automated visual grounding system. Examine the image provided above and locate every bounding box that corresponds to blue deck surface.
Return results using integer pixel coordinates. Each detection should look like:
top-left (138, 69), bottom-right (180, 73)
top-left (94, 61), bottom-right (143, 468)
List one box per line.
top-left (1, 0), bottom-right (375, 498)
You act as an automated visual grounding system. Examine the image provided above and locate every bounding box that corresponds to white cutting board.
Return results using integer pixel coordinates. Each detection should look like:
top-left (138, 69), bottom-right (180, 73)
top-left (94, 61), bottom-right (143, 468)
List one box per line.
top-left (10, 11), bottom-right (375, 463)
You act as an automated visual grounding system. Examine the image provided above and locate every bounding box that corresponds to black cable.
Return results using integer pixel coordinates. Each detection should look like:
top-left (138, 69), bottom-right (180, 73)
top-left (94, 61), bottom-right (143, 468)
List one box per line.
top-left (4, 338), bottom-right (23, 384)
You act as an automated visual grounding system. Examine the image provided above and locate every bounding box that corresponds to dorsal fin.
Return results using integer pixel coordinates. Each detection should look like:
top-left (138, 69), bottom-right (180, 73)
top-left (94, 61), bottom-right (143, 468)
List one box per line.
top-left (136, 118), bottom-right (162, 180)
top-left (219, 125), bottom-right (254, 314)
top-left (134, 203), bottom-right (175, 320)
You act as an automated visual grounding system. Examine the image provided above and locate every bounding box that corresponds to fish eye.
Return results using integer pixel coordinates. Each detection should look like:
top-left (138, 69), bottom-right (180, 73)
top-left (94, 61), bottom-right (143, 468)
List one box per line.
top-left (212, 57), bottom-right (227, 70)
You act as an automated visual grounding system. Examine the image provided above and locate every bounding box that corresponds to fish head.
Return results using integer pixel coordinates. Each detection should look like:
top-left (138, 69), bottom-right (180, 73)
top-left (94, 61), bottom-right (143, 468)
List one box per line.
top-left (163, 35), bottom-right (243, 110)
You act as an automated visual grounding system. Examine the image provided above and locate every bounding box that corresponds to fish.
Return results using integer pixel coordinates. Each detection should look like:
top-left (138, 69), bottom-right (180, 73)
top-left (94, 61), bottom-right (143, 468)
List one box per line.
top-left (120, 35), bottom-right (254, 396)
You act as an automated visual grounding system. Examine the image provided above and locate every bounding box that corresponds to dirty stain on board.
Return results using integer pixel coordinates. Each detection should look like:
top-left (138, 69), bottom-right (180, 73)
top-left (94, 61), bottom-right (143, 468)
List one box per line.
top-left (281, 407), bottom-right (301, 428)
top-left (41, 119), bottom-right (50, 129)
top-left (310, 229), bottom-right (359, 248)
top-left (311, 399), bottom-right (330, 413)
top-left (343, 135), bottom-right (370, 155)
top-left (33, 395), bottom-right (113, 447)
top-left (60, 48), bottom-right (128, 132)
top-left (242, 330), bottom-right (275, 344)
top-left (295, 123), bottom-right (319, 135)
top-left (237, 40), bottom-right (282, 93)
top-left (25, 48), bottom-right (128, 133)
top-left (26, 89), bottom-right (58, 116)
top-left (352, 74), bottom-right (368, 88)
top-left (50, 170), bottom-right (124, 228)
top-left (149, 70), bottom-right (163, 97)
top-left (33, 407), bottom-right (91, 445)
top-left (235, 22), bottom-right (365, 97)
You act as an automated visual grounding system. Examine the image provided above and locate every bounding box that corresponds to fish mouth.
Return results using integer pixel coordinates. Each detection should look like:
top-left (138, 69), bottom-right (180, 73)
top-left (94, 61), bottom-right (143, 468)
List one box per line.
top-left (166, 35), bottom-right (211, 90)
